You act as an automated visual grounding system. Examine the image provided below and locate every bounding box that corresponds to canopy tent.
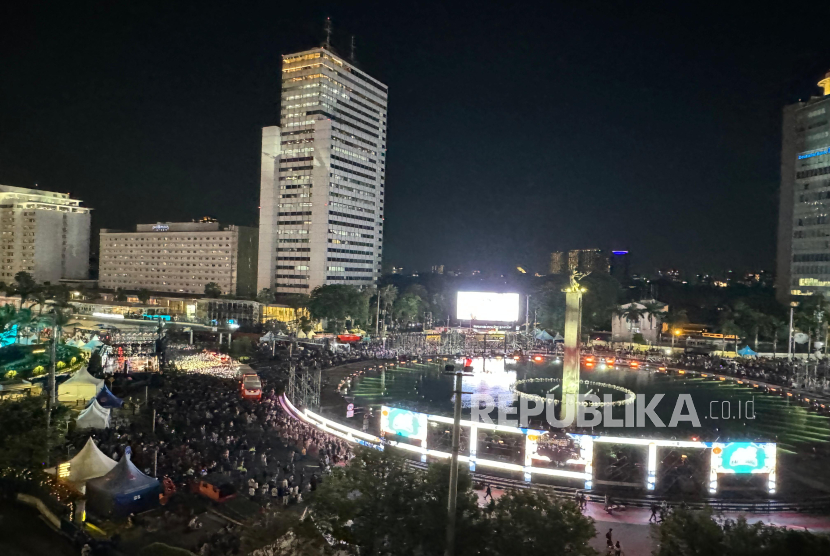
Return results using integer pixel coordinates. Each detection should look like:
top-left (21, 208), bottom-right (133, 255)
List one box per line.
top-left (64, 437), bottom-right (117, 488)
top-left (58, 367), bottom-right (104, 402)
top-left (737, 345), bottom-right (758, 357)
top-left (76, 400), bottom-right (111, 430)
top-left (533, 329), bottom-right (555, 341)
top-left (86, 454), bottom-right (160, 517)
top-left (66, 338), bottom-right (86, 349)
top-left (82, 339), bottom-right (104, 352)
top-left (93, 385), bottom-right (123, 409)
top-left (552, 333), bottom-right (564, 342)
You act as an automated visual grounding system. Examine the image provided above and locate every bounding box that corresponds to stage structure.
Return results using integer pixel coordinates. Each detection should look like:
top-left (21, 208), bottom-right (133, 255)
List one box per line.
top-left (283, 395), bottom-right (778, 495)
top-left (286, 363), bottom-right (321, 410)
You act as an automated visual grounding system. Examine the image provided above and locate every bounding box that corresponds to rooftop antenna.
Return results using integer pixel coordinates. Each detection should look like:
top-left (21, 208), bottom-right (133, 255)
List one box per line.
top-left (350, 35), bottom-right (356, 63)
top-left (323, 17), bottom-right (333, 50)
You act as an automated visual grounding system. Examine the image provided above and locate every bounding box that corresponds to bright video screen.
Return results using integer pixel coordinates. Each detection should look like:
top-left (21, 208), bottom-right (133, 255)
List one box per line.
top-left (710, 442), bottom-right (776, 474)
top-left (456, 292), bottom-right (520, 322)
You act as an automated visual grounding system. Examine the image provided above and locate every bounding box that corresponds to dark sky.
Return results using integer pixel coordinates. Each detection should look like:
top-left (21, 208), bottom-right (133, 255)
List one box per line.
top-left (2, 1), bottom-right (829, 277)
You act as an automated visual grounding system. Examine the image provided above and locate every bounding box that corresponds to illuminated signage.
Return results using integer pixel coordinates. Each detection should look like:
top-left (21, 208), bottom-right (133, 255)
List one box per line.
top-left (799, 278), bottom-right (830, 287)
top-left (92, 312), bottom-right (125, 319)
top-left (798, 147), bottom-right (830, 160)
top-left (380, 406), bottom-right (427, 441)
top-left (611, 251), bottom-right (629, 255)
top-left (152, 225), bottom-right (170, 231)
top-left (57, 462), bottom-right (71, 478)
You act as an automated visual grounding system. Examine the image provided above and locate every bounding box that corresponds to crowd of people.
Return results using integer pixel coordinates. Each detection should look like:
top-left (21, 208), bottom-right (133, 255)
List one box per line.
top-left (66, 341), bottom-right (375, 555)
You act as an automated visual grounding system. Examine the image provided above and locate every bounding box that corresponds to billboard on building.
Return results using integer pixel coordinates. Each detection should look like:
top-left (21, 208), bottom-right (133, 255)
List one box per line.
top-left (456, 292), bottom-right (520, 322)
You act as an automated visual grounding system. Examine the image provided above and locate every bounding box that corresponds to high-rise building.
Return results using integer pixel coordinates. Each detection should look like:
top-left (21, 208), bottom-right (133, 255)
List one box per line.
top-left (99, 221), bottom-right (258, 296)
top-left (549, 251), bottom-right (565, 274)
top-left (776, 71), bottom-right (830, 300)
top-left (567, 248), bottom-right (609, 274)
top-left (258, 44), bottom-right (388, 293)
top-left (609, 250), bottom-right (631, 281)
top-left (0, 185), bottom-right (91, 283)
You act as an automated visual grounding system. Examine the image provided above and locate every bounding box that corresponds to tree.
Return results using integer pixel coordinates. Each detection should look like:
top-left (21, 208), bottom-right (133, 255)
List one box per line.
top-left (580, 273), bottom-right (622, 331)
top-left (484, 489), bottom-right (596, 556)
top-left (311, 448), bottom-right (597, 556)
top-left (281, 293), bottom-right (310, 334)
top-left (0, 396), bottom-right (68, 470)
top-left (311, 449), bottom-right (485, 556)
top-left (137, 288), bottom-right (151, 305)
top-left (640, 300), bottom-right (665, 328)
top-left (378, 285), bottom-right (398, 334)
top-left (663, 307), bottom-right (689, 330)
top-left (256, 288), bottom-right (276, 304)
top-left (308, 285), bottom-right (366, 333)
top-left (204, 282), bottom-right (222, 298)
top-left (12, 308), bottom-right (34, 345)
top-left (114, 288), bottom-right (128, 302)
top-left (616, 304), bottom-right (646, 332)
top-left (12, 271), bottom-right (38, 307)
top-left (393, 291), bottom-right (423, 329)
top-left (653, 506), bottom-right (830, 556)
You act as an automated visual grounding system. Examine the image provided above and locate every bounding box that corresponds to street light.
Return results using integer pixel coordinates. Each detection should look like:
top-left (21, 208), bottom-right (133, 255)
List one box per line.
top-left (671, 328), bottom-right (681, 351)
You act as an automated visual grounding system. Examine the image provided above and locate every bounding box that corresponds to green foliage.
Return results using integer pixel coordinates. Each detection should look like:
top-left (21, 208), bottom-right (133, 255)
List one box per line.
top-left (308, 285), bottom-right (370, 332)
top-left (88, 351), bottom-right (103, 374)
top-left (311, 448), bottom-right (596, 556)
top-left (114, 288), bottom-right (128, 302)
top-left (653, 506), bottom-right (830, 556)
top-left (632, 332), bottom-right (645, 344)
top-left (12, 272), bottom-right (38, 306)
top-left (204, 282), bottom-right (223, 298)
top-left (0, 397), bottom-right (66, 470)
top-left (230, 336), bottom-right (254, 357)
top-left (485, 489), bottom-right (596, 556)
top-left (256, 288), bottom-right (276, 304)
top-left (137, 288), bottom-right (151, 304)
top-left (4, 370), bottom-right (17, 379)
top-left (393, 291), bottom-right (423, 328)
top-left (580, 273), bottom-right (622, 330)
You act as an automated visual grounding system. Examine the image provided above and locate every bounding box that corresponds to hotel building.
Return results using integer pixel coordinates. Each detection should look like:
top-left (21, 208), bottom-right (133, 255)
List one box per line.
top-left (0, 184), bottom-right (91, 283)
top-left (99, 221), bottom-right (258, 296)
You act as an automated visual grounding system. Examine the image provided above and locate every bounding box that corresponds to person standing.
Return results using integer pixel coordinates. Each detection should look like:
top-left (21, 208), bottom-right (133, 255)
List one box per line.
top-left (483, 484), bottom-right (493, 501)
top-left (614, 541), bottom-right (623, 556)
top-left (605, 529), bottom-right (613, 551)
top-left (649, 503), bottom-right (659, 523)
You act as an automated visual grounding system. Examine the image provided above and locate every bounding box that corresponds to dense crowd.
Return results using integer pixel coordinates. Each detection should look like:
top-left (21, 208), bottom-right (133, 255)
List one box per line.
top-left (65, 342), bottom-right (376, 555)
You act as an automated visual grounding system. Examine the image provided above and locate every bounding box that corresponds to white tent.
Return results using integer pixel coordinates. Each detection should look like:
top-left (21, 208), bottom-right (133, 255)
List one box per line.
top-left (75, 400), bottom-right (110, 430)
top-left (58, 367), bottom-right (104, 402)
top-left (65, 437), bottom-right (117, 488)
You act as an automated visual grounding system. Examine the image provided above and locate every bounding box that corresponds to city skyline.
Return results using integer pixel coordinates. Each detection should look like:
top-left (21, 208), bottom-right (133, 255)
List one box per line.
top-left (2, 3), bottom-right (830, 278)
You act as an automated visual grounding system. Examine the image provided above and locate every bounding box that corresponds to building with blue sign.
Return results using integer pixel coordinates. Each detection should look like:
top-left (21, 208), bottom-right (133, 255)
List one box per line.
top-left (776, 70), bottom-right (830, 300)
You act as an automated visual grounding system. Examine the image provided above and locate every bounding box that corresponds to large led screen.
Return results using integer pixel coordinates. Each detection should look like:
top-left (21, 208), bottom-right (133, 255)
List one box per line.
top-left (456, 292), bottom-right (520, 322)
top-left (710, 442), bottom-right (776, 474)
top-left (380, 406), bottom-right (428, 442)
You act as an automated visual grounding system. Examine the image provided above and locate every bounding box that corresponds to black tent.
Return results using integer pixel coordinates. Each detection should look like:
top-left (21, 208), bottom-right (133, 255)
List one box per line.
top-left (86, 453), bottom-right (160, 517)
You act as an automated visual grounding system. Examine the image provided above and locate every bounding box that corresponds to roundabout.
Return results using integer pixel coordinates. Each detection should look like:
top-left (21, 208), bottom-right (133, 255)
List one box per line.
top-left (287, 355), bottom-right (830, 505)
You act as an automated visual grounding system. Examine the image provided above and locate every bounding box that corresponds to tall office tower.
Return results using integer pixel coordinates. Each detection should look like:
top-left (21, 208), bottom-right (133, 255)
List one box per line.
top-left (549, 251), bottom-right (565, 274)
top-left (258, 44), bottom-right (388, 293)
top-left (0, 185), bottom-right (91, 283)
top-left (609, 250), bottom-right (631, 282)
top-left (776, 71), bottom-right (830, 300)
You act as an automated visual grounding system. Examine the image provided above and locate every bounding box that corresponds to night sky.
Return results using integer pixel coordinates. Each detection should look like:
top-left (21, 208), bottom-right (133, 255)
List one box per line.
top-left (2, 1), bottom-right (829, 277)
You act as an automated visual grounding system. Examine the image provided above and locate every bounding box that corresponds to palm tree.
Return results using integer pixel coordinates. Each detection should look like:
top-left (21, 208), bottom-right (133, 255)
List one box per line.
top-left (379, 285), bottom-right (398, 335)
top-left (47, 307), bottom-right (73, 405)
top-left (640, 301), bottom-right (665, 329)
top-left (616, 304), bottom-right (646, 332)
